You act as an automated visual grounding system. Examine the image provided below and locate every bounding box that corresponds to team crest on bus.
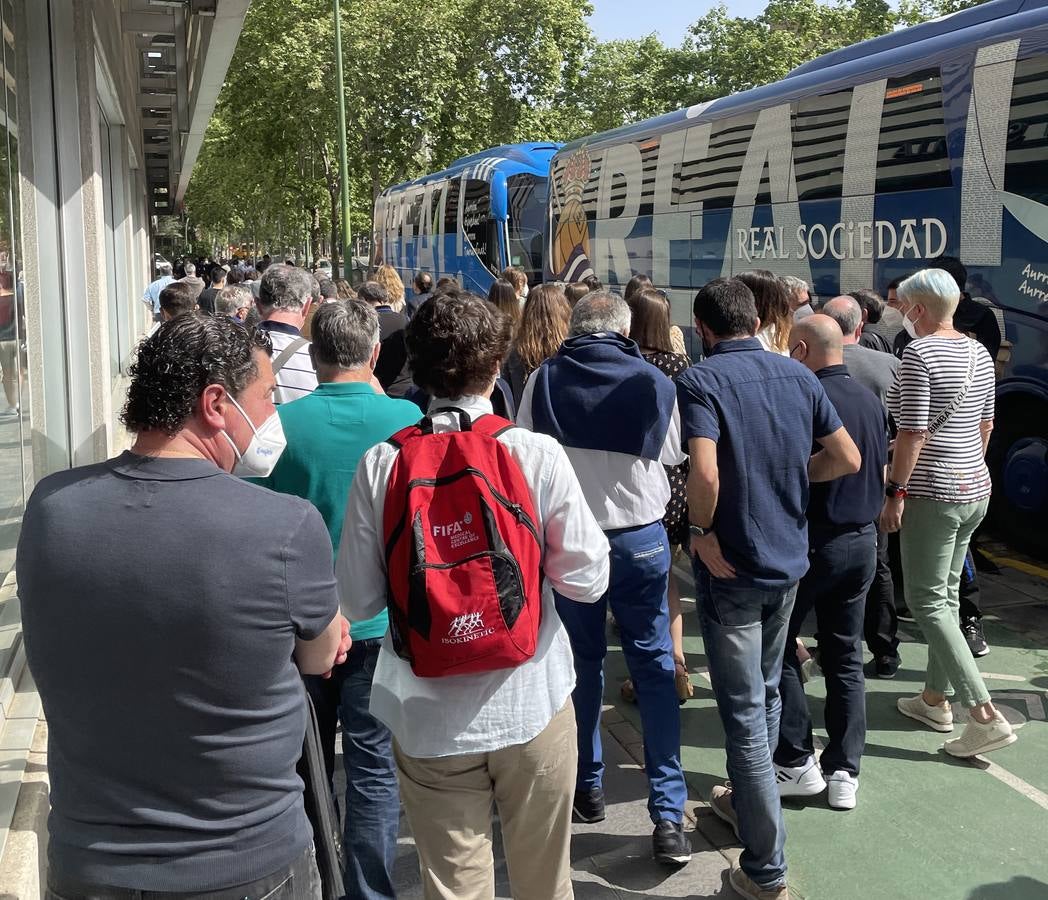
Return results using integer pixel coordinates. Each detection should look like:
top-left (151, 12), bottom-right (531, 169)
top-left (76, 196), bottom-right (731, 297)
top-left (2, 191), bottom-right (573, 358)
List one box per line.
top-left (553, 147), bottom-right (594, 282)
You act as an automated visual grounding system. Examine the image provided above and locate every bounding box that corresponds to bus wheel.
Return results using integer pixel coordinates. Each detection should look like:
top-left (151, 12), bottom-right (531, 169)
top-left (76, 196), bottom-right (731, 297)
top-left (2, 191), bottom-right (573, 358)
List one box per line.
top-left (988, 398), bottom-right (1048, 561)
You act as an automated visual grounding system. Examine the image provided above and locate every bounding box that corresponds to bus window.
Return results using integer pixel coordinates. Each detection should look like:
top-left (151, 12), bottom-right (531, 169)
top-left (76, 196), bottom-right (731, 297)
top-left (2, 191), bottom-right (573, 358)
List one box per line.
top-left (681, 113), bottom-right (758, 209)
top-left (406, 190), bottom-right (424, 231)
top-left (507, 173), bottom-right (548, 285)
top-left (793, 89), bottom-right (852, 201)
top-left (461, 179), bottom-right (494, 269)
top-left (875, 69), bottom-right (951, 193)
top-left (444, 179), bottom-right (463, 237)
top-left (1005, 53), bottom-right (1048, 204)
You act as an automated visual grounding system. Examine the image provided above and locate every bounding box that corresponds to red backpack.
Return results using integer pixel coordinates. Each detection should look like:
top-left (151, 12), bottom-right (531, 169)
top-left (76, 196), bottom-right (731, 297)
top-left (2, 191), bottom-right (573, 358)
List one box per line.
top-left (382, 409), bottom-right (543, 678)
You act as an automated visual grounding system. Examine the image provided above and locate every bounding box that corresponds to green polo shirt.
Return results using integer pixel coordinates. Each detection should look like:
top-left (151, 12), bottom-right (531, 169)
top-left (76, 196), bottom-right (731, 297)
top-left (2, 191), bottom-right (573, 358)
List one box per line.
top-left (259, 381), bottom-right (421, 640)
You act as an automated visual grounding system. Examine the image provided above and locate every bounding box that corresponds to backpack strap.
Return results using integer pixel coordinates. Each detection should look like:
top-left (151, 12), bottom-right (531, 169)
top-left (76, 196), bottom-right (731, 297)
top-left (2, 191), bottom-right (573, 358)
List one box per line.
top-left (271, 336), bottom-right (309, 376)
top-left (468, 413), bottom-right (516, 439)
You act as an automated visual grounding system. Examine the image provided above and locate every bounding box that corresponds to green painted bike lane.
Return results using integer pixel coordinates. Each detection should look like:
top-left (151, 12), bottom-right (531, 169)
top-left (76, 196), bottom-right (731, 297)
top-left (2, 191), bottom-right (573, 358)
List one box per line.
top-left (604, 584), bottom-right (1048, 900)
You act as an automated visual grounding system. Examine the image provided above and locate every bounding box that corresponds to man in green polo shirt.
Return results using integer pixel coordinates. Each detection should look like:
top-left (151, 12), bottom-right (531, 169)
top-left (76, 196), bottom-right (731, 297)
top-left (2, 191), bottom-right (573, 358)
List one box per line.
top-left (258, 298), bottom-right (420, 899)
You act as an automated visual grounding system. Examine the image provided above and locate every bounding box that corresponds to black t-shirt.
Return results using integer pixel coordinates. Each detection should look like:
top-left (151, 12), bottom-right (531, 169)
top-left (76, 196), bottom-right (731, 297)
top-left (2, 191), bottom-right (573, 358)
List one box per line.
top-left (375, 306), bottom-right (413, 397)
top-left (197, 286), bottom-right (219, 314)
top-left (18, 452), bottom-right (338, 891)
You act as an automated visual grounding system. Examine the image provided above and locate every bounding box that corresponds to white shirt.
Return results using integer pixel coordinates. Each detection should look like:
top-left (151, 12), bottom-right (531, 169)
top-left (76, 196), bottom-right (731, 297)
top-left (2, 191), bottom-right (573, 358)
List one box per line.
top-left (337, 395), bottom-right (610, 758)
top-left (261, 325), bottom-right (318, 405)
top-left (516, 371), bottom-right (686, 531)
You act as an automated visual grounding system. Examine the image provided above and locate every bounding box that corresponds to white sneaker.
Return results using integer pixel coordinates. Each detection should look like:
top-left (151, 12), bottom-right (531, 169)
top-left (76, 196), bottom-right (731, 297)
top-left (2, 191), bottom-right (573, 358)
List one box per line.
top-left (826, 770), bottom-right (858, 810)
top-left (897, 694), bottom-right (953, 732)
top-left (944, 711), bottom-right (1017, 758)
top-left (774, 757), bottom-right (826, 797)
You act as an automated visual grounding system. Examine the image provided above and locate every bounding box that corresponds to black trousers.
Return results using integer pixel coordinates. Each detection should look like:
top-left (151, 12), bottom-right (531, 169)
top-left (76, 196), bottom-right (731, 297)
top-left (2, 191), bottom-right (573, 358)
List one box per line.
top-left (864, 527), bottom-right (899, 661)
top-left (776, 524), bottom-right (876, 777)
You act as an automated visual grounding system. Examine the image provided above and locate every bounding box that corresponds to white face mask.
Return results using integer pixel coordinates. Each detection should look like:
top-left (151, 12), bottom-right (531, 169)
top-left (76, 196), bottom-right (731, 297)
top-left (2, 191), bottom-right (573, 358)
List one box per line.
top-left (902, 306), bottom-right (922, 340)
top-left (219, 393), bottom-right (286, 477)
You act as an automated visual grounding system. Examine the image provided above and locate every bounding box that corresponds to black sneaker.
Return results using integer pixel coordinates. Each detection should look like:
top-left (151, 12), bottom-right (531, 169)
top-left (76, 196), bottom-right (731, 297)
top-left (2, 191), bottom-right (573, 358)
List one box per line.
top-left (962, 617), bottom-right (989, 658)
top-left (652, 819), bottom-right (692, 865)
top-left (866, 656), bottom-right (899, 679)
top-left (572, 787), bottom-right (605, 823)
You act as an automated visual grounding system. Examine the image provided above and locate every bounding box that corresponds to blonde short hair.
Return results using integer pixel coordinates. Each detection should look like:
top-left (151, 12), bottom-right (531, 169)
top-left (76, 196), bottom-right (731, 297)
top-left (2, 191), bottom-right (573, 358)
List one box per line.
top-left (897, 268), bottom-right (961, 321)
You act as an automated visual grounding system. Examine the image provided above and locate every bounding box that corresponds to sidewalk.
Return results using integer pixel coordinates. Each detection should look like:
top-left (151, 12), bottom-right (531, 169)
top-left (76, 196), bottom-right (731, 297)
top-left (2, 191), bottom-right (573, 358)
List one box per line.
top-left (390, 709), bottom-right (742, 899)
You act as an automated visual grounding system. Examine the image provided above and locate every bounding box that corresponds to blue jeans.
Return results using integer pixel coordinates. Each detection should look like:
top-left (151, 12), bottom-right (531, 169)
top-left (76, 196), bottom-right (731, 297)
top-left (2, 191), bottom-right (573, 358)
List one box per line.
top-left (776, 524), bottom-right (876, 777)
top-left (304, 639), bottom-right (399, 900)
top-left (555, 521), bottom-right (686, 824)
top-left (693, 564), bottom-right (796, 890)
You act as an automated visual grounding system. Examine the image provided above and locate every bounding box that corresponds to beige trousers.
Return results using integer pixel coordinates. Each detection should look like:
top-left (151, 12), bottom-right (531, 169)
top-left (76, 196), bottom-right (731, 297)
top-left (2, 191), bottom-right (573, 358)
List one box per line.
top-left (394, 701), bottom-right (577, 900)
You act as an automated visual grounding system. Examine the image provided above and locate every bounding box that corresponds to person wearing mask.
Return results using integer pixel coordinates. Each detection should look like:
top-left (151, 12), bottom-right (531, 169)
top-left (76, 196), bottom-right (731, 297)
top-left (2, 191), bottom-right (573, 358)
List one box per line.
top-left (781, 275), bottom-right (814, 321)
top-left (142, 261), bottom-right (174, 321)
top-left (501, 265), bottom-right (529, 302)
top-left (216, 284), bottom-right (253, 323)
top-left (357, 280), bottom-right (413, 397)
top-left (178, 261), bottom-right (205, 299)
top-left (502, 284), bottom-right (571, 408)
top-left (338, 292), bottom-right (609, 900)
top-left (883, 268), bottom-right (1016, 757)
top-left (406, 271), bottom-right (433, 319)
top-left (256, 264), bottom-right (319, 405)
top-left (620, 288), bottom-right (695, 705)
top-left (259, 300), bottom-right (420, 899)
top-left (198, 265), bottom-right (227, 315)
top-left (19, 315), bottom-right (350, 899)
top-left (738, 269), bottom-right (792, 354)
top-left (677, 277), bottom-right (860, 900)
top-left (518, 292), bottom-right (693, 867)
top-left (850, 289), bottom-right (902, 352)
top-left (823, 295), bottom-right (902, 678)
top-left (775, 315), bottom-right (887, 810)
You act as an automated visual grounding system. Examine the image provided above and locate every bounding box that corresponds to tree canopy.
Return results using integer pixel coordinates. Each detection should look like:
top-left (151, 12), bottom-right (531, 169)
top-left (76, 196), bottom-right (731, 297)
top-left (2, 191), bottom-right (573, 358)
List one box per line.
top-left (184, 0), bottom-right (988, 260)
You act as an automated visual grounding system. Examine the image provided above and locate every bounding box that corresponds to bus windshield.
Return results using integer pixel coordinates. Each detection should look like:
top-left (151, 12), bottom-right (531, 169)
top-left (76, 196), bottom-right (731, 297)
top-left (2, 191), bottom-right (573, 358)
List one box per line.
top-left (507, 174), bottom-right (548, 285)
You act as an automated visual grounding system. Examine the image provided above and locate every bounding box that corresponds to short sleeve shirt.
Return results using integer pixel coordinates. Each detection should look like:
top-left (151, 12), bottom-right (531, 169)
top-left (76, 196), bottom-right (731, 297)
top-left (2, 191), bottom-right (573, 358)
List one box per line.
top-left (676, 337), bottom-right (842, 586)
top-left (17, 452), bottom-right (338, 891)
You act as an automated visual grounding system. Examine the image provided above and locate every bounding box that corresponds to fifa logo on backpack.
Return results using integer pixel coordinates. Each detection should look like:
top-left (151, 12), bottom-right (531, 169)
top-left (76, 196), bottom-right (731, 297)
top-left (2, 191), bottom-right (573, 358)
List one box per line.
top-left (432, 511), bottom-right (479, 549)
top-left (443, 611), bottom-right (495, 645)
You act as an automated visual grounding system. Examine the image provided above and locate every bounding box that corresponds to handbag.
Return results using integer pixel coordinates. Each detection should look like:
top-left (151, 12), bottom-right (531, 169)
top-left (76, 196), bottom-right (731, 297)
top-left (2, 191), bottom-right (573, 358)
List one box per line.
top-left (297, 690), bottom-right (346, 900)
top-left (927, 340), bottom-right (978, 436)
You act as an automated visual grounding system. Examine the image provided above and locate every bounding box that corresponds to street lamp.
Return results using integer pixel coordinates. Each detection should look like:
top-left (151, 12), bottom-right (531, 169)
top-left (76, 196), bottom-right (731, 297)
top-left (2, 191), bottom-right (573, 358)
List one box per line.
top-left (333, 0), bottom-right (352, 281)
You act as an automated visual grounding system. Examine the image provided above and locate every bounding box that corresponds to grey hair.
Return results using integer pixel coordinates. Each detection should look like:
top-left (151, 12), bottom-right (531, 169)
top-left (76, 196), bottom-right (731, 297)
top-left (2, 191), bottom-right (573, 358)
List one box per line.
top-left (183, 262), bottom-right (196, 277)
top-left (822, 296), bottom-right (863, 336)
top-left (569, 290), bottom-right (631, 337)
top-left (310, 299), bottom-right (380, 370)
top-left (216, 284), bottom-right (252, 317)
top-left (158, 262), bottom-right (173, 274)
top-left (780, 274), bottom-right (809, 297)
top-left (898, 268), bottom-right (961, 320)
top-left (258, 263), bottom-right (314, 311)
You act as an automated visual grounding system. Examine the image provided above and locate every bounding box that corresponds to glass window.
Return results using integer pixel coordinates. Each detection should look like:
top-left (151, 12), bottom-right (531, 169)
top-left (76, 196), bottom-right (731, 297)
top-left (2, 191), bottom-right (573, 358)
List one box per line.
top-left (793, 89), bottom-right (852, 201)
top-left (1005, 52), bottom-right (1048, 204)
top-left (405, 190), bottom-right (424, 231)
top-left (680, 113), bottom-right (757, 209)
top-left (507, 174), bottom-right (547, 285)
top-left (461, 179), bottom-right (493, 268)
top-left (875, 69), bottom-right (951, 193)
top-left (443, 179), bottom-right (461, 233)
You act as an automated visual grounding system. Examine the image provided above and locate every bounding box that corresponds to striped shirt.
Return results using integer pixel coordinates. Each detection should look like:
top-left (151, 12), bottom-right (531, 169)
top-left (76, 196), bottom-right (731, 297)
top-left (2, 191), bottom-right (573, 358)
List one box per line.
top-left (887, 335), bottom-right (995, 503)
top-left (259, 321), bottom-right (317, 405)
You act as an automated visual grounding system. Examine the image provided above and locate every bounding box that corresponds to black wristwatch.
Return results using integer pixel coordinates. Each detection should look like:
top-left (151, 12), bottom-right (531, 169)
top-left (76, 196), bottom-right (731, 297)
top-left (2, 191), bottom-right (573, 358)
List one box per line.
top-left (885, 481), bottom-right (909, 499)
top-left (689, 523), bottom-right (714, 538)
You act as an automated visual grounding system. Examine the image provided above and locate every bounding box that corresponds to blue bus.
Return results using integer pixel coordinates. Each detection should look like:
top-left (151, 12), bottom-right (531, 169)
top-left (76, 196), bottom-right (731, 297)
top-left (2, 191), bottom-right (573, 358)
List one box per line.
top-left (373, 143), bottom-right (560, 294)
top-left (545, 0), bottom-right (1048, 555)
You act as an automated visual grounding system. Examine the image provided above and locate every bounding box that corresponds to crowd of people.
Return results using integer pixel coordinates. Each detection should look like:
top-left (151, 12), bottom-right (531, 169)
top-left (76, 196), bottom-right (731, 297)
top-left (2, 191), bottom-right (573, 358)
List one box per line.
top-left (20, 252), bottom-right (1014, 900)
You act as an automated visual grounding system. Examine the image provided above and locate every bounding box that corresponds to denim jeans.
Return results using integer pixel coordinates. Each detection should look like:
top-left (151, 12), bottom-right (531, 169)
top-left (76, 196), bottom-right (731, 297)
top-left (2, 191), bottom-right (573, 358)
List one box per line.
top-left (777, 524), bottom-right (876, 777)
top-left (555, 521), bottom-right (687, 824)
top-left (304, 639), bottom-right (400, 900)
top-left (864, 527), bottom-right (899, 661)
top-left (46, 847), bottom-right (320, 899)
top-left (693, 564), bottom-right (796, 890)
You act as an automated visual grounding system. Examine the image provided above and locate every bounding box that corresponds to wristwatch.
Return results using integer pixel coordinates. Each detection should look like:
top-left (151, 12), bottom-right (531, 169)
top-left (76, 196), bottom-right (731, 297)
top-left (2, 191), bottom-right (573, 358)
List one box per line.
top-left (689, 523), bottom-right (714, 538)
top-left (885, 481), bottom-right (908, 499)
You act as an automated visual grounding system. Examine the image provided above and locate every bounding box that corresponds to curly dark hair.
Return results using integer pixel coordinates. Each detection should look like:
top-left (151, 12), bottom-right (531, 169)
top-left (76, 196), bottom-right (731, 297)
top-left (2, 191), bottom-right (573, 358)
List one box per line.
top-left (121, 315), bottom-right (272, 436)
top-left (406, 291), bottom-right (511, 399)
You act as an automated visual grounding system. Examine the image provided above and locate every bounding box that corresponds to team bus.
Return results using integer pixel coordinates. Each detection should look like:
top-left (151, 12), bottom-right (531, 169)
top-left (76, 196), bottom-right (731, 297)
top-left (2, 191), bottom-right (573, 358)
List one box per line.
top-left (545, 0), bottom-right (1048, 555)
top-left (372, 143), bottom-right (559, 294)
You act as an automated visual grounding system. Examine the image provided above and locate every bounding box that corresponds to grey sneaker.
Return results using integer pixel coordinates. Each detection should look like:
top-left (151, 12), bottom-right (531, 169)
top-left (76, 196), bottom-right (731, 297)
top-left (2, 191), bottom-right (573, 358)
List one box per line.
top-left (730, 859), bottom-right (790, 899)
top-left (944, 711), bottom-right (1016, 758)
top-left (897, 694), bottom-right (953, 732)
top-left (708, 783), bottom-right (739, 839)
